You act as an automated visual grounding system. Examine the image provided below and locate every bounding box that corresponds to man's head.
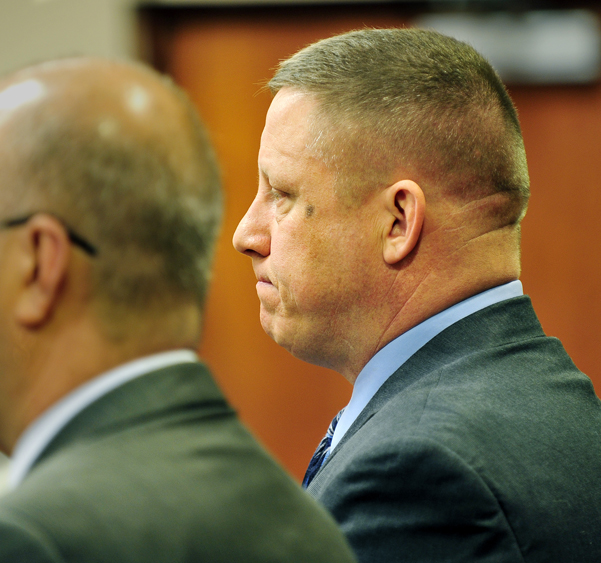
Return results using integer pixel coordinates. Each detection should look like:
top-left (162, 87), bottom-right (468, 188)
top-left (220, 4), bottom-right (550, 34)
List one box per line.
top-left (0, 58), bottom-right (221, 449)
top-left (268, 28), bottom-right (529, 212)
top-left (233, 28), bottom-right (529, 381)
top-left (0, 59), bottom-right (221, 319)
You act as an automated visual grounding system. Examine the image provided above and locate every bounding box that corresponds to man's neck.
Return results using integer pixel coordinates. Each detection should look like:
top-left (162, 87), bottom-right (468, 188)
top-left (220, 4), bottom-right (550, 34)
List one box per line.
top-left (8, 349), bottom-right (198, 488)
top-left (339, 225), bottom-right (522, 383)
top-left (2, 310), bottom-right (200, 454)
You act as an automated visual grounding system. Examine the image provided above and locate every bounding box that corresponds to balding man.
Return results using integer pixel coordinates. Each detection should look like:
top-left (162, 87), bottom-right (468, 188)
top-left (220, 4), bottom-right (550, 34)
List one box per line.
top-left (234, 29), bottom-right (601, 563)
top-left (0, 58), bottom-right (357, 563)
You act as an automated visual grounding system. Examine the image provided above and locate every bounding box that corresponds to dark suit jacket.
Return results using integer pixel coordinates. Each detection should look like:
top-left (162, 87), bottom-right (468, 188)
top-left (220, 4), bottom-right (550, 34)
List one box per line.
top-left (308, 296), bottom-right (601, 562)
top-left (0, 362), bottom-right (357, 563)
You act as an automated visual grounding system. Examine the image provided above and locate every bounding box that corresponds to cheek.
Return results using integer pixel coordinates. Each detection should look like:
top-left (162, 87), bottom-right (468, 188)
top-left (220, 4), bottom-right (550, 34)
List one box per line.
top-left (270, 223), bottom-right (311, 275)
top-left (285, 240), bottom-right (349, 306)
top-left (270, 228), bottom-right (322, 292)
top-left (271, 213), bottom-right (372, 306)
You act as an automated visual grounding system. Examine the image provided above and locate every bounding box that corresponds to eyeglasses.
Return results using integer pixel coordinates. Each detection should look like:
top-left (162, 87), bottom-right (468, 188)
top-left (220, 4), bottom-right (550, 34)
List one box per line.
top-left (0, 214), bottom-right (98, 257)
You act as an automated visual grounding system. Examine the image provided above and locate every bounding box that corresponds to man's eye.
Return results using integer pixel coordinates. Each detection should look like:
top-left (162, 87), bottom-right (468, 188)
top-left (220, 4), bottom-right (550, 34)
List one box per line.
top-left (271, 188), bottom-right (288, 201)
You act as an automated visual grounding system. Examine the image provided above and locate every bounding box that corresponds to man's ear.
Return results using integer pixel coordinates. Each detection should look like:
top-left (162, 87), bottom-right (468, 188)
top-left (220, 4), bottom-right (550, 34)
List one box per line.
top-left (15, 215), bottom-right (71, 328)
top-left (382, 179), bottom-right (425, 265)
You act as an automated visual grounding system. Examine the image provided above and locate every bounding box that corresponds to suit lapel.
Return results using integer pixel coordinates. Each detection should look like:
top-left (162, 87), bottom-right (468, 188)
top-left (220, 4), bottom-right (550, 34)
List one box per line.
top-left (313, 296), bottom-right (545, 480)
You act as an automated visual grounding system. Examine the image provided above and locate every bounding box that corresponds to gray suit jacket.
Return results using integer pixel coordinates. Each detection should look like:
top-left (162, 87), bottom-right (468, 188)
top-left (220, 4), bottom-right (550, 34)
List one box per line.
top-left (0, 362), bottom-right (357, 563)
top-left (308, 296), bottom-right (601, 562)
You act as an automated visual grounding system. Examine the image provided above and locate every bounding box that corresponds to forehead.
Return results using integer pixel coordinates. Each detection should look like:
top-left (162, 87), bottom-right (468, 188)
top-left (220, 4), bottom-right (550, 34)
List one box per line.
top-left (259, 89), bottom-right (321, 178)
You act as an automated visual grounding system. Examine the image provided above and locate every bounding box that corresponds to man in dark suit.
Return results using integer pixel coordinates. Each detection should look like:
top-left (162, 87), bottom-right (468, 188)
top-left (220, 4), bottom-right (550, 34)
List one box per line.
top-left (0, 58), bottom-right (357, 562)
top-left (233, 28), bottom-right (601, 562)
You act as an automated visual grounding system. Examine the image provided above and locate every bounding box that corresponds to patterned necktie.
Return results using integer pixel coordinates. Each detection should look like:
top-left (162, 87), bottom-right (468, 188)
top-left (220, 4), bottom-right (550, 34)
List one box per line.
top-left (302, 408), bottom-right (344, 489)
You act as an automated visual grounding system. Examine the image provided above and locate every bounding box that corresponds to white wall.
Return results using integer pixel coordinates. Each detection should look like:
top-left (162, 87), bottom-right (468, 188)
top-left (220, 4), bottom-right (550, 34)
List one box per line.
top-left (0, 0), bottom-right (137, 76)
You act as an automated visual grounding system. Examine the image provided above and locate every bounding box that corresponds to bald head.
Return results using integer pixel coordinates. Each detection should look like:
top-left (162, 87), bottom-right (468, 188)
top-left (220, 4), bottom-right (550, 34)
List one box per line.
top-left (0, 57), bottom-right (206, 161)
top-left (0, 58), bottom-right (221, 324)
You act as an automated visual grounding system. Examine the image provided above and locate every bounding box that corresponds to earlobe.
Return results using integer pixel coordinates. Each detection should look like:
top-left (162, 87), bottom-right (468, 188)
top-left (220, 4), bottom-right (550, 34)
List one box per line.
top-left (15, 216), bottom-right (71, 328)
top-left (382, 179), bottom-right (425, 265)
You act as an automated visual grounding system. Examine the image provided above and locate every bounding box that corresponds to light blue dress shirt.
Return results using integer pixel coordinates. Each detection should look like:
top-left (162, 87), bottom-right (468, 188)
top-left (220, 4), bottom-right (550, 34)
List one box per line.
top-left (9, 349), bottom-right (198, 489)
top-left (329, 280), bottom-right (524, 452)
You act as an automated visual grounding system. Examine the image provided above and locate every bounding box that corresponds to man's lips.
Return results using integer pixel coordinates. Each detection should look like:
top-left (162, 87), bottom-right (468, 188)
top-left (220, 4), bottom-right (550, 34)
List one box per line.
top-left (256, 274), bottom-right (272, 285)
top-left (256, 276), bottom-right (275, 303)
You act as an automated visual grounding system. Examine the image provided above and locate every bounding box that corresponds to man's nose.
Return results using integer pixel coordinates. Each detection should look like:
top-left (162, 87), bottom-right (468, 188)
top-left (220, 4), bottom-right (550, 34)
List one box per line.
top-left (232, 198), bottom-right (270, 258)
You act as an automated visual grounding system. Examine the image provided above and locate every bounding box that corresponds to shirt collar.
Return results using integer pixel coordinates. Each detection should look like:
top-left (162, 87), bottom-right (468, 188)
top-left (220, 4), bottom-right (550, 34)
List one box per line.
top-left (330, 281), bottom-right (524, 451)
top-left (9, 349), bottom-right (198, 490)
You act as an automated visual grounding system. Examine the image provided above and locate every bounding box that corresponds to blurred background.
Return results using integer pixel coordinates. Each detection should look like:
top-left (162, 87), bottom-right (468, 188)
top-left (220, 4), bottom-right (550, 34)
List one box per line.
top-left (1, 0), bottom-right (600, 484)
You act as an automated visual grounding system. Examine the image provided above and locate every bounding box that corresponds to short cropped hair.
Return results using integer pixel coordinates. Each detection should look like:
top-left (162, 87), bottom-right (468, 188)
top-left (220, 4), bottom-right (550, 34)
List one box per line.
top-left (8, 63), bottom-right (222, 314)
top-left (269, 28), bottom-right (529, 216)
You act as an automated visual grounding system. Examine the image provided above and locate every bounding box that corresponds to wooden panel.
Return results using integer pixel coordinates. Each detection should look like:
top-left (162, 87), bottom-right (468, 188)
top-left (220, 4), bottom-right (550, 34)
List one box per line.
top-left (512, 84), bottom-right (601, 386)
top-left (141, 6), bottom-right (601, 479)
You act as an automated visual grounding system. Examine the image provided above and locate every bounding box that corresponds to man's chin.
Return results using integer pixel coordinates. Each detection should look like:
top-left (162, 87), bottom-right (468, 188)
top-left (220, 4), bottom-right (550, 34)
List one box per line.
top-left (259, 313), bottom-right (330, 368)
top-left (260, 314), bottom-right (284, 346)
top-left (259, 310), bottom-right (296, 353)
